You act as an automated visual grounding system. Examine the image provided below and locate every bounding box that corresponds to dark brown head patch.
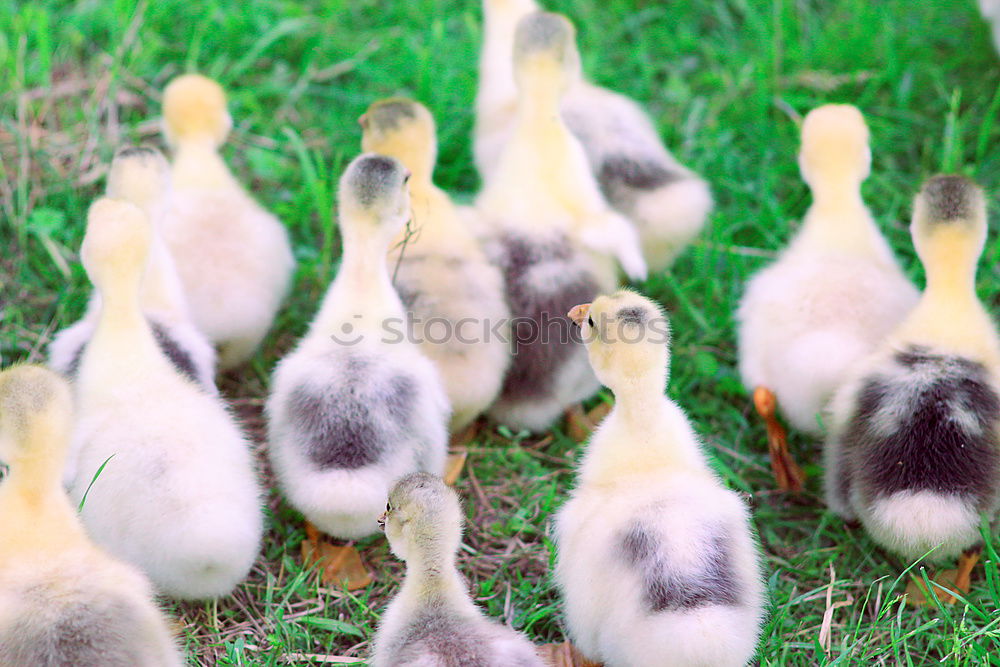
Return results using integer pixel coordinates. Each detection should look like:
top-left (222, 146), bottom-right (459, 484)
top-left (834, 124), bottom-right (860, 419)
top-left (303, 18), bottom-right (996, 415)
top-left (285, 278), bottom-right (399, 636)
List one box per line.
top-left (514, 12), bottom-right (573, 61)
top-left (367, 100), bottom-right (419, 133)
top-left (920, 174), bottom-right (980, 224)
top-left (346, 154), bottom-right (405, 208)
top-left (616, 306), bottom-right (647, 327)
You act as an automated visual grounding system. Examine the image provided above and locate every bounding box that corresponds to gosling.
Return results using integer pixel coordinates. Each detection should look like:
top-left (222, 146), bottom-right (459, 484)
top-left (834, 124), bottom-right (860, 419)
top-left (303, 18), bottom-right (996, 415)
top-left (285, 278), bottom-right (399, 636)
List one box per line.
top-left (371, 473), bottom-right (544, 667)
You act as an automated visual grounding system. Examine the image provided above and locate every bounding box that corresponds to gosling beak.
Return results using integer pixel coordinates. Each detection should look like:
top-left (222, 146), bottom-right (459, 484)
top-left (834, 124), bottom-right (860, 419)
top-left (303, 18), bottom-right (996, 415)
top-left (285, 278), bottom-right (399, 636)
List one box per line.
top-left (358, 112), bottom-right (369, 128)
top-left (568, 303), bottom-right (591, 327)
top-left (377, 512), bottom-right (387, 530)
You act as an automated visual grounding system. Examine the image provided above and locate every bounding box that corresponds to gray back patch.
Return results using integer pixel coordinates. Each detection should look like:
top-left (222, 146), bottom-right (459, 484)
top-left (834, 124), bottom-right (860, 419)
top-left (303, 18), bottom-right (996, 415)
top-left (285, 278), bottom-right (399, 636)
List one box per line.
top-left (288, 359), bottom-right (416, 470)
top-left (598, 156), bottom-right (681, 204)
top-left (845, 345), bottom-right (1000, 506)
top-left (620, 521), bottom-right (742, 613)
top-left (150, 321), bottom-right (200, 384)
top-left (492, 232), bottom-right (598, 401)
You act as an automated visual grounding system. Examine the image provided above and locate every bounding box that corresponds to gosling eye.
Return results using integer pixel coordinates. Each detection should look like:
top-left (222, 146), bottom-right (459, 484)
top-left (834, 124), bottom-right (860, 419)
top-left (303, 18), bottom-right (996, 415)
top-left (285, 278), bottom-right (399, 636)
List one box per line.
top-left (385, 503), bottom-right (391, 513)
top-left (587, 315), bottom-right (594, 327)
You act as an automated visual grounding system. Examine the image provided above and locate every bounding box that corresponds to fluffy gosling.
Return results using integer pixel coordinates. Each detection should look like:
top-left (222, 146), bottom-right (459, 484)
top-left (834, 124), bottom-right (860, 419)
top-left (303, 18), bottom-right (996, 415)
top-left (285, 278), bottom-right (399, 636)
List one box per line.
top-left (0, 365), bottom-right (183, 666)
top-left (476, 0), bottom-right (713, 271)
top-left (161, 73), bottom-right (295, 369)
top-left (67, 198), bottom-right (263, 599)
top-left (556, 291), bottom-right (766, 666)
top-left (476, 11), bottom-right (646, 433)
top-left (266, 154), bottom-right (450, 539)
top-left (737, 105), bottom-right (917, 491)
top-left (371, 473), bottom-right (544, 667)
top-left (48, 146), bottom-right (217, 392)
top-left (360, 98), bottom-right (511, 432)
top-left (825, 175), bottom-right (1000, 571)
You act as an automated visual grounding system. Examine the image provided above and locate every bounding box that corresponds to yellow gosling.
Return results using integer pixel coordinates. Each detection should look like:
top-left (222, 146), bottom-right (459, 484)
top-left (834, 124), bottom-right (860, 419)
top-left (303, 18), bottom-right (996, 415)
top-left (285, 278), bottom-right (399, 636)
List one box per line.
top-left (475, 11), bottom-right (645, 433)
top-left (361, 98), bottom-right (510, 432)
top-left (737, 104), bottom-right (918, 491)
top-left (825, 175), bottom-right (1000, 578)
top-left (67, 198), bottom-right (262, 600)
top-left (0, 364), bottom-right (183, 666)
top-left (266, 154), bottom-right (449, 539)
top-left (371, 473), bottom-right (543, 666)
top-left (48, 146), bottom-right (217, 392)
top-left (476, 0), bottom-right (712, 270)
top-left (556, 291), bottom-right (766, 666)
top-left (160, 73), bottom-right (294, 369)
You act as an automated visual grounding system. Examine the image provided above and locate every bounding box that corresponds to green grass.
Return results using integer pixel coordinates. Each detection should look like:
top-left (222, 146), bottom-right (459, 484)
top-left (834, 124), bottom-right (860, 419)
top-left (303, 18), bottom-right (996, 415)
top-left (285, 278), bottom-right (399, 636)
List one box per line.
top-left (3, 0), bottom-right (1000, 664)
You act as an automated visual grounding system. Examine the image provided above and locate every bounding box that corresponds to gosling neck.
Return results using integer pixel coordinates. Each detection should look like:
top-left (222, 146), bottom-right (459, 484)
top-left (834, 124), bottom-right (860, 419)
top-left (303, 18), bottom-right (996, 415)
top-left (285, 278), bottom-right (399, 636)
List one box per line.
top-left (481, 0), bottom-right (538, 73)
top-left (340, 226), bottom-right (395, 291)
top-left (316, 222), bottom-right (401, 330)
top-left (586, 367), bottom-right (710, 477)
top-left (93, 273), bottom-right (148, 334)
top-left (798, 177), bottom-right (883, 253)
top-left (0, 447), bottom-right (85, 551)
top-left (919, 235), bottom-right (980, 309)
top-left (392, 182), bottom-right (432, 249)
top-left (611, 372), bottom-right (669, 424)
top-left (170, 137), bottom-right (235, 189)
top-left (406, 166), bottom-right (435, 199)
top-left (514, 75), bottom-right (565, 128)
top-left (400, 544), bottom-right (469, 609)
top-left (389, 145), bottom-right (435, 186)
top-left (141, 236), bottom-right (187, 317)
top-left (803, 176), bottom-right (872, 224)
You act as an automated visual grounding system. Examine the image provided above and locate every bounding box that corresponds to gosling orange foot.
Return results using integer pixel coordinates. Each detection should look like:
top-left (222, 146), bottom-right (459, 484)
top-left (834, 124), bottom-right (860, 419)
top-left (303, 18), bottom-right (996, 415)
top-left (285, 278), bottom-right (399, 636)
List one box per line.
top-left (300, 521), bottom-right (373, 590)
top-left (565, 404), bottom-right (591, 442)
top-left (905, 547), bottom-right (981, 605)
top-left (449, 418), bottom-right (480, 448)
top-left (303, 520), bottom-right (323, 556)
top-left (753, 386), bottom-right (804, 492)
top-left (565, 402), bottom-right (613, 442)
top-left (536, 641), bottom-right (605, 667)
top-left (443, 450), bottom-right (468, 486)
top-left (952, 547), bottom-right (982, 595)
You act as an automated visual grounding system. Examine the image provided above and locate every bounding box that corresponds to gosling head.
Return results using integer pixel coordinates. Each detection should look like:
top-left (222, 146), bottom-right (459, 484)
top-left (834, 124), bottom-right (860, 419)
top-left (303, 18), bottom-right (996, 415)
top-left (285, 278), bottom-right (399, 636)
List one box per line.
top-left (569, 290), bottom-right (670, 394)
top-left (81, 198), bottom-right (152, 298)
top-left (911, 174), bottom-right (987, 269)
top-left (483, 0), bottom-right (539, 20)
top-left (359, 98), bottom-right (437, 181)
top-left (512, 11), bottom-right (582, 95)
top-left (380, 472), bottom-right (463, 565)
top-left (337, 153), bottom-right (411, 242)
top-left (798, 104), bottom-right (871, 190)
top-left (106, 146), bottom-right (171, 222)
top-left (0, 365), bottom-right (73, 469)
top-left (162, 73), bottom-right (232, 148)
